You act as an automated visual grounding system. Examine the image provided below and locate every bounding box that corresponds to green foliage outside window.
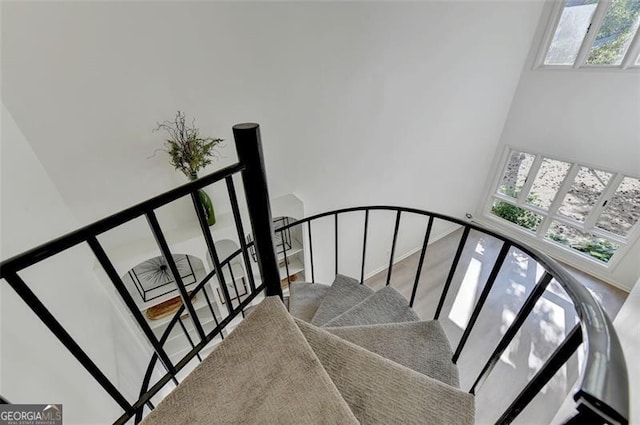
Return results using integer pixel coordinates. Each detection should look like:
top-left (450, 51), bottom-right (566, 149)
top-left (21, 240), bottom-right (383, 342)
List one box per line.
top-left (547, 231), bottom-right (617, 262)
top-left (587, 0), bottom-right (640, 64)
top-left (491, 187), bottom-right (542, 230)
top-left (572, 239), bottom-right (618, 262)
top-left (492, 186), bottom-right (618, 263)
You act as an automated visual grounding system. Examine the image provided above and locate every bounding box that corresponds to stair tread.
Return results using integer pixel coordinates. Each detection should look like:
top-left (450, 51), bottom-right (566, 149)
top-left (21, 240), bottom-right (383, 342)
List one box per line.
top-left (296, 319), bottom-right (475, 425)
top-left (289, 282), bottom-right (330, 322)
top-left (324, 320), bottom-right (459, 387)
top-left (141, 297), bottom-right (359, 425)
top-left (310, 274), bottom-right (374, 326)
top-left (323, 286), bottom-right (420, 327)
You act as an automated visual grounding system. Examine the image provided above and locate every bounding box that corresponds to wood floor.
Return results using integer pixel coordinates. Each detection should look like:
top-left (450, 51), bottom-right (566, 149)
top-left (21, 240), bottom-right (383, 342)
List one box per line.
top-left (364, 228), bottom-right (627, 425)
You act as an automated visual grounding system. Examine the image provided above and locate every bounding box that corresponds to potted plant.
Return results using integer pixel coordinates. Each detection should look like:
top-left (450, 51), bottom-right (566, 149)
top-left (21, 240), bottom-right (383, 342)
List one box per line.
top-left (155, 111), bottom-right (223, 225)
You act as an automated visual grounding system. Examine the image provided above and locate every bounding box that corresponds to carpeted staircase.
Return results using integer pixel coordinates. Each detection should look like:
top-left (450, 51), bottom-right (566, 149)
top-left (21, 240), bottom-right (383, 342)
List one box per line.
top-left (142, 274), bottom-right (474, 425)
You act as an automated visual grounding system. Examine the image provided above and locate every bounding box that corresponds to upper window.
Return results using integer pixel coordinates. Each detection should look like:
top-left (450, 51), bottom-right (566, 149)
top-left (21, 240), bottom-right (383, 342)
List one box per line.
top-left (538, 0), bottom-right (640, 69)
top-left (485, 149), bottom-right (640, 267)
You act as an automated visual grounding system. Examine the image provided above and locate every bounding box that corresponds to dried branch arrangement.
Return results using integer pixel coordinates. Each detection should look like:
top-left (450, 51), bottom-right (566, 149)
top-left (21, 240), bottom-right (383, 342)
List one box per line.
top-left (154, 111), bottom-right (223, 179)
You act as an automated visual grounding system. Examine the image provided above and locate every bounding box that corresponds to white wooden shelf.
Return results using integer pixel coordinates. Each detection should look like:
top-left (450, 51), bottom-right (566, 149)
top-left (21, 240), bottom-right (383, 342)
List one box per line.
top-left (276, 239), bottom-right (303, 262)
top-left (279, 257), bottom-right (304, 279)
top-left (146, 284), bottom-right (219, 331)
top-left (96, 194), bottom-right (305, 361)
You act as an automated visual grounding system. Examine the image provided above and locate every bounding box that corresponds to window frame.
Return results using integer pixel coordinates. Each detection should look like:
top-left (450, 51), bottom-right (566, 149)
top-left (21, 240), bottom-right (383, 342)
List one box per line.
top-left (535, 0), bottom-right (640, 71)
top-left (482, 146), bottom-right (640, 273)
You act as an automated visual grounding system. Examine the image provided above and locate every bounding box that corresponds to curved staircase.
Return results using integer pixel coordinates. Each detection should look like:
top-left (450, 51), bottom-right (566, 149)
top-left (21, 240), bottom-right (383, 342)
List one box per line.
top-left (1, 123), bottom-right (629, 425)
top-left (140, 274), bottom-right (474, 425)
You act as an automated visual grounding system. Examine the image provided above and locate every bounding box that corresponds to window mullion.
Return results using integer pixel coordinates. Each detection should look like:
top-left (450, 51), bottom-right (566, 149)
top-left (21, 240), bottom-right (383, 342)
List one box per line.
top-left (621, 25), bottom-right (640, 69)
top-left (548, 163), bottom-right (580, 217)
top-left (517, 155), bottom-right (542, 205)
top-left (535, 0), bottom-right (567, 68)
top-left (536, 163), bottom-right (580, 238)
top-left (536, 214), bottom-right (554, 240)
top-left (574, 0), bottom-right (611, 68)
top-left (584, 173), bottom-right (624, 230)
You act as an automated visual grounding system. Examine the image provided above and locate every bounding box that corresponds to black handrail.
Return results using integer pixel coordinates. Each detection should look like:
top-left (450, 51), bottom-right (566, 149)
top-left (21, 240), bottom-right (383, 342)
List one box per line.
top-left (0, 162), bottom-right (244, 279)
top-left (273, 206), bottom-right (629, 425)
top-left (0, 122), bottom-right (283, 425)
top-left (0, 124), bottom-right (628, 425)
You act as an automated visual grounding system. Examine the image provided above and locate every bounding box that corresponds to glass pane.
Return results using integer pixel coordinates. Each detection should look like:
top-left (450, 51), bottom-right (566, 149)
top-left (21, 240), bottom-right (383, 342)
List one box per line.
top-left (526, 158), bottom-right (572, 210)
top-left (546, 221), bottom-right (619, 263)
top-left (498, 151), bottom-right (535, 198)
top-left (491, 200), bottom-right (543, 232)
top-left (558, 167), bottom-right (612, 222)
top-left (596, 176), bottom-right (640, 237)
top-left (586, 0), bottom-right (640, 65)
top-left (545, 0), bottom-right (599, 65)
top-left (636, 53), bottom-right (640, 64)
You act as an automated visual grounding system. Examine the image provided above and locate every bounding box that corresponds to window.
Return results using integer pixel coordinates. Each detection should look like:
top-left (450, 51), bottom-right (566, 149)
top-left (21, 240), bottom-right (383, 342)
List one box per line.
top-left (485, 149), bottom-right (640, 267)
top-left (538, 0), bottom-right (640, 69)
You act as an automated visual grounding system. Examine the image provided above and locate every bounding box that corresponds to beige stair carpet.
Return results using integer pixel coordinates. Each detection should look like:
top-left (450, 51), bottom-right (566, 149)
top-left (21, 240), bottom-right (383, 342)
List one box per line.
top-left (324, 286), bottom-right (420, 327)
top-left (310, 274), bottom-right (374, 326)
top-left (288, 282), bottom-right (330, 322)
top-left (141, 297), bottom-right (359, 425)
top-left (324, 320), bottom-right (459, 387)
top-left (296, 319), bottom-right (474, 425)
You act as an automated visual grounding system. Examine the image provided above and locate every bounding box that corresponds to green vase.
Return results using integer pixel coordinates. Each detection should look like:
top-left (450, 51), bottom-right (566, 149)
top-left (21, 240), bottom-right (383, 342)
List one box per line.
top-left (190, 173), bottom-right (216, 226)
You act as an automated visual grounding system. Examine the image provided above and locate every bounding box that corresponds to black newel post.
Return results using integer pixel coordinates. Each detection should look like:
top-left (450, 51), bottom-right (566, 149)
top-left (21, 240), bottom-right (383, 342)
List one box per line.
top-left (233, 123), bottom-right (282, 298)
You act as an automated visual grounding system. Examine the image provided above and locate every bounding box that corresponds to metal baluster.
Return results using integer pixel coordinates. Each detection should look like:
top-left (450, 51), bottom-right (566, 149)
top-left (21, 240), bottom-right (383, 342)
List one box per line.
top-left (3, 271), bottom-right (133, 415)
top-left (178, 318), bottom-right (202, 362)
top-left (470, 272), bottom-right (553, 394)
top-left (308, 221), bottom-right (315, 283)
top-left (202, 289), bottom-right (224, 340)
top-left (146, 211), bottom-right (206, 341)
top-left (225, 176), bottom-right (257, 292)
top-left (87, 237), bottom-right (177, 376)
top-left (282, 230), bottom-right (291, 288)
top-left (452, 242), bottom-right (511, 363)
top-left (360, 210), bottom-right (369, 284)
top-left (386, 210), bottom-right (402, 286)
top-left (496, 325), bottom-right (583, 424)
top-left (410, 216), bottom-right (434, 307)
top-left (227, 262), bottom-right (242, 308)
top-left (190, 192), bottom-right (234, 316)
top-left (434, 226), bottom-right (471, 320)
top-left (335, 213), bottom-right (339, 276)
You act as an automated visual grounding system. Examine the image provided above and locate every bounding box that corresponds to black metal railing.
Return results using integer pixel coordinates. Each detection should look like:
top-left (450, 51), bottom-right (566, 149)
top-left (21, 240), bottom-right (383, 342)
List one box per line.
top-left (0, 123), bottom-right (629, 425)
top-left (0, 123), bottom-right (282, 424)
top-left (272, 206), bottom-right (629, 425)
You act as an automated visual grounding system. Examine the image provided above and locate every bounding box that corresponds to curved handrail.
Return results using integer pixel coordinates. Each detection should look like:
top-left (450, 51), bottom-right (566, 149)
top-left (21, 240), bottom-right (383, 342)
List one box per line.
top-left (135, 205), bottom-right (628, 424)
top-left (274, 206), bottom-right (629, 424)
top-left (0, 163), bottom-right (245, 279)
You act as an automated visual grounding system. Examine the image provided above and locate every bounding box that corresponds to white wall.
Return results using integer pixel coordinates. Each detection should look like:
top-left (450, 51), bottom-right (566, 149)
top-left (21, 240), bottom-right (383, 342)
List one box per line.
top-left (0, 104), bottom-right (148, 423)
top-left (477, 1), bottom-right (640, 290)
top-left (1, 1), bottom-right (545, 277)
